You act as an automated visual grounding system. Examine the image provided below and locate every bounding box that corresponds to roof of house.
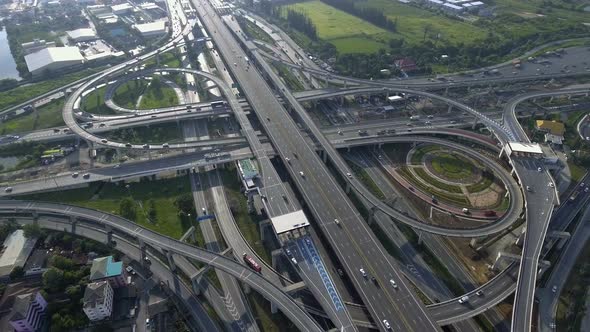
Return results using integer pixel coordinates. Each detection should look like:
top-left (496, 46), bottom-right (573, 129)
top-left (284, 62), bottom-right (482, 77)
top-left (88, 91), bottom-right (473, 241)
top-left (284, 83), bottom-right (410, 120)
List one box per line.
top-left (0, 230), bottom-right (38, 277)
top-left (89, 256), bottom-right (123, 280)
top-left (83, 281), bottom-right (111, 309)
top-left (394, 57), bottom-right (417, 70)
top-left (536, 120), bottom-right (565, 136)
top-left (24, 47), bottom-right (84, 73)
top-left (10, 293), bottom-right (37, 322)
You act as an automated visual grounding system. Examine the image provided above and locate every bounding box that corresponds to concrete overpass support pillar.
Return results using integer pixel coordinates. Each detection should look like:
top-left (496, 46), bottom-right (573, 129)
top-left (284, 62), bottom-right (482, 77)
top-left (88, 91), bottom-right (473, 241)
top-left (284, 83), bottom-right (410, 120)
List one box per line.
top-left (498, 146), bottom-right (505, 159)
top-left (164, 249), bottom-right (177, 273)
top-left (69, 216), bottom-right (77, 234)
top-left (492, 251), bottom-right (521, 271)
top-left (417, 231), bottom-right (424, 246)
top-left (444, 87), bottom-right (449, 96)
top-left (259, 219), bottom-right (271, 243)
top-left (31, 211), bottom-right (39, 224)
top-left (548, 231), bottom-right (571, 250)
top-left (270, 301), bottom-right (278, 314)
top-left (515, 227), bottom-right (526, 247)
top-left (378, 143), bottom-right (383, 149)
top-left (447, 105), bottom-right (453, 114)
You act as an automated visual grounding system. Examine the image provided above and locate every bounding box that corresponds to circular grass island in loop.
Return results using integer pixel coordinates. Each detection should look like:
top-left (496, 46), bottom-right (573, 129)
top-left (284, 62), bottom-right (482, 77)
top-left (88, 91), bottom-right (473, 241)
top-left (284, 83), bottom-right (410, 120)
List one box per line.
top-left (426, 151), bottom-right (482, 184)
top-left (399, 144), bottom-right (507, 212)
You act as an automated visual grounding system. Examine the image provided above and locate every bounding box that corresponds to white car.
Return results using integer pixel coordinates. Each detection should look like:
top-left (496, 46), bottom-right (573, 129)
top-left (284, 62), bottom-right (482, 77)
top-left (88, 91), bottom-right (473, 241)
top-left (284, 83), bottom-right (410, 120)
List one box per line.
top-left (390, 279), bottom-right (398, 289)
top-left (359, 268), bottom-right (367, 277)
top-left (548, 182), bottom-right (554, 188)
top-left (383, 320), bottom-right (391, 330)
top-left (537, 167), bottom-right (542, 172)
top-left (458, 295), bottom-right (469, 304)
top-left (526, 186), bottom-right (531, 192)
top-left (299, 171), bottom-right (305, 177)
top-left (346, 172), bottom-right (352, 178)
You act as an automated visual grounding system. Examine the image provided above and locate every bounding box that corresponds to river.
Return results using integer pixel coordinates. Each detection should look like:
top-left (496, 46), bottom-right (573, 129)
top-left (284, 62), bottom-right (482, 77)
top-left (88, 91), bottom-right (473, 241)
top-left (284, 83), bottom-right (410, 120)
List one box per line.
top-left (0, 27), bottom-right (21, 81)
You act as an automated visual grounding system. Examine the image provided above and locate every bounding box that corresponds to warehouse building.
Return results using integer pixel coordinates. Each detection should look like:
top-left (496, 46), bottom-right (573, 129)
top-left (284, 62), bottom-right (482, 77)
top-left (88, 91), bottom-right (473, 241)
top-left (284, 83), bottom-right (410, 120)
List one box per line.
top-left (0, 230), bottom-right (38, 280)
top-left (24, 47), bottom-right (84, 77)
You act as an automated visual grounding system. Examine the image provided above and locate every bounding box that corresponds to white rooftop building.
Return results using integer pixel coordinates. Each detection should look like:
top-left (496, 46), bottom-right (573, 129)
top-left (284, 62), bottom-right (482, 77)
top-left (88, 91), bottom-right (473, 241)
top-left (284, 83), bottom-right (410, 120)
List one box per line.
top-left (25, 47), bottom-right (84, 77)
top-left (134, 21), bottom-right (167, 37)
top-left (67, 28), bottom-right (98, 42)
top-left (270, 210), bottom-right (310, 234)
top-left (111, 3), bottom-right (133, 14)
top-left (504, 142), bottom-right (544, 158)
top-left (83, 281), bottom-right (114, 321)
top-left (0, 230), bottom-right (37, 278)
top-left (442, 3), bottom-right (464, 12)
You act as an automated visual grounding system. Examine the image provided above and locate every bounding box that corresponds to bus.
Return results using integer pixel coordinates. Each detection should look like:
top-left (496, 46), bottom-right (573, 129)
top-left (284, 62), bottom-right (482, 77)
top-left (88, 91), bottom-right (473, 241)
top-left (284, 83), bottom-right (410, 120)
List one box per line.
top-left (243, 253), bottom-right (262, 272)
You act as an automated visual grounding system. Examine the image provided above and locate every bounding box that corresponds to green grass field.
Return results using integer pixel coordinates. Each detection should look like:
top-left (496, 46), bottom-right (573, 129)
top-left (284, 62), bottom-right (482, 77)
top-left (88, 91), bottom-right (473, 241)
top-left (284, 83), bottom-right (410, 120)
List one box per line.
top-left (357, 0), bottom-right (486, 45)
top-left (81, 86), bottom-right (116, 115)
top-left (112, 80), bottom-right (147, 109)
top-left (0, 69), bottom-right (102, 111)
top-left (430, 152), bottom-right (475, 180)
top-left (0, 99), bottom-right (65, 135)
top-left (138, 82), bottom-right (179, 109)
top-left (282, 1), bottom-right (393, 53)
top-left (23, 176), bottom-right (193, 239)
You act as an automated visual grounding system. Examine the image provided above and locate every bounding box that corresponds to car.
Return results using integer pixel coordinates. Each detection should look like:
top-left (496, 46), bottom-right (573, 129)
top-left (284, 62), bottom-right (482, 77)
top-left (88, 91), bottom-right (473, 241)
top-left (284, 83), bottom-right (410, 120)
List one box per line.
top-left (371, 276), bottom-right (378, 285)
top-left (581, 182), bottom-right (585, 187)
top-left (458, 295), bottom-right (469, 304)
top-left (291, 257), bottom-right (298, 265)
top-left (548, 182), bottom-right (554, 188)
top-left (151, 115), bottom-right (157, 118)
top-left (285, 248), bottom-right (292, 256)
top-left (383, 320), bottom-right (391, 330)
top-left (526, 186), bottom-right (532, 192)
top-left (359, 268), bottom-right (367, 277)
top-left (427, 115), bottom-right (434, 119)
top-left (162, 143), bottom-right (169, 148)
top-left (337, 130), bottom-right (343, 135)
top-left (585, 187), bottom-right (589, 193)
top-left (538, 167), bottom-right (542, 172)
top-left (53, 128), bottom-right (60, 133)
top-left (145, 318), bottom-right (150, 327)
top-left (390, 279), bottom-right (398, 289)
top-left (450, 120), bottom-right (457, 124)
top-left (462, 208), bottom-right (470, 214)
top-left (201, 207), bottom-right (206, 214)
top-left (4, 187), bottom-right (13, 193)
top-left (125, 143), bottom-right (132, 148)
top-left (476, 290), bottom-right (484, 296)
top-left (126, 266), bottom-right (134, 273)
top-left (334, 218), bottom-right (340, 226)
top-left (143, 144), bottom-right (149, 149)
top-left (299, 171), bottom-right (305, 177)
top-left (101, 139), bottom-right (108, 143)
top-left (346, 172), bottom-right (352, 178)
top-left (99, 123), bottom-right (106, 127)
top-left (285, 157), bottom-right (290, 163)
top-left (552, 285), bottom-right (557, 293)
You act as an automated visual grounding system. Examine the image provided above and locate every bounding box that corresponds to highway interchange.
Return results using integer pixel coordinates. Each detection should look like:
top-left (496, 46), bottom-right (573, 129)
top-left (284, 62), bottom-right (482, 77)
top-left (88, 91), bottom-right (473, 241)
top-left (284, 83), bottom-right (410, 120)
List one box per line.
top-left (1, 0), bottom-right (590, 331)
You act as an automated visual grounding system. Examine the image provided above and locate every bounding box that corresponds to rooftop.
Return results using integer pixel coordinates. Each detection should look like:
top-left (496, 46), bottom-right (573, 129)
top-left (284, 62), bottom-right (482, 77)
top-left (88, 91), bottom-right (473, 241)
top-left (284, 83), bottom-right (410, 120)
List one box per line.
top-left (506, 142), bottom-right (544, 154)
top-left (9, 292), bottom-right (38, 322)
top-left (238, 159), bottom-right (259, 180)
top-left (270, 210), bottom-right (310, 234)
top-left (89, 256), bottom-right (123, 281)
top-left (67, 28), bottom-right (97, 41)
top-left (536, 120), bottom-right (565, 136)
top-left (24, 47), bottom-right (84, 73)
top-left (83, 281), bottom-right (111, 309)
top-left (134, 21), bottom-right (167, 34)
top-left (0, 230), bottom-right (37, 277)
top-left (111, 3), bottom-right (133, 12)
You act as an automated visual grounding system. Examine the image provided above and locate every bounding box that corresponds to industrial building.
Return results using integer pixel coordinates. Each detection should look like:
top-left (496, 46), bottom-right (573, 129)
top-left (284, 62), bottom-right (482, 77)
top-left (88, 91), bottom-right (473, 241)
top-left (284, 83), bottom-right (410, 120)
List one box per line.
top-left (134, 21), bottom-right (167, 37)
top-left (111, 3), bottom-right (133, 15)
top-left (21, 39), bottom-right (56, 55)
top-left (24, 47), bottom-right (84, 77)
top-left (83, 281), bottom-right (114, 321)
top-left (67, 28), bottom-right (98, 42)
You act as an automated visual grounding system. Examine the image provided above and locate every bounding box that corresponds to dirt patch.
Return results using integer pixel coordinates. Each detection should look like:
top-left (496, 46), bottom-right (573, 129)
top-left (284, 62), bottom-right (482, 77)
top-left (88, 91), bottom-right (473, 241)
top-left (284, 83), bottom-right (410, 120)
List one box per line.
top-left (443, 237), bottom-right (495, 285)
top-left (467, 182), bottom-right (505, 208)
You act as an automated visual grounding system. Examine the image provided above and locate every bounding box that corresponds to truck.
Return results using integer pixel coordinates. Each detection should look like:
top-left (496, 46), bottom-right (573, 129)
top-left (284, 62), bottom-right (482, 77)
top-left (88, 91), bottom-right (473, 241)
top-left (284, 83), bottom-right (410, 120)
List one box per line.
top-left (410, 115), bottom-right (421, 121)
top-left (243, 253), bottom-right (262, 273)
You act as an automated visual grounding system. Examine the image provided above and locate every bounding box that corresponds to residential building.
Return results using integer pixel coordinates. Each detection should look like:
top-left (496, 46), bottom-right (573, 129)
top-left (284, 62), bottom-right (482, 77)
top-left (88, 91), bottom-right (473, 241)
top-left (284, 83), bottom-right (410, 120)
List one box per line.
top-left (89, 256), bottom-right (126, 288)
top-left (9, 292), bottom-right (47, 332)
top-left (83, 281), bottom-right (114, 321)
top-left (24, 47), bottom-right (84, 77)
